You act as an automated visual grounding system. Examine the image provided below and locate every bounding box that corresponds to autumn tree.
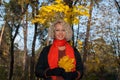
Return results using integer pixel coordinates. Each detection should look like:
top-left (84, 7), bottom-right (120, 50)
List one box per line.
top-left (4, 0), bottom-right (27, 79)
top-left (32, 0), bottom-right (89, 46)
top-left (17, 0), bottom-right (29, 79)
top-left (0, 24), bottom-right (11, 80)
top-left (29, 0), bottom-right (39, 80)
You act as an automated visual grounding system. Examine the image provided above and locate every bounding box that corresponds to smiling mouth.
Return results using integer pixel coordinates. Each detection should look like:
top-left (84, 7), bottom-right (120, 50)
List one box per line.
top-left (58, 35), bottom-right (64, 38)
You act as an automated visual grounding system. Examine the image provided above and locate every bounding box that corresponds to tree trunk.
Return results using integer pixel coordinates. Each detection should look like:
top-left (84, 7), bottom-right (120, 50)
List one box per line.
top-left (8, 24), bottom-right (20, 80)
top-left (83, 0), bottom-right (93, 63)
top-left (30, 1), bottom-right (38, 79)
top-left (9, 38), bottom-right (14, 80)
top-left (22, 12), bottom-right (29, 80)
top-left (30, 23), bottom-right (37, 80)
top-left (0, 24), bottom-right (5, 45)
top-left (75, 17), bottom-right (80, 47)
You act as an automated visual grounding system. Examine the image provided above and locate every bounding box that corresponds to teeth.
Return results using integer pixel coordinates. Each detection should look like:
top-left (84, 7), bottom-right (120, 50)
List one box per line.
top-left (58, 35), bottom-right (62, 37)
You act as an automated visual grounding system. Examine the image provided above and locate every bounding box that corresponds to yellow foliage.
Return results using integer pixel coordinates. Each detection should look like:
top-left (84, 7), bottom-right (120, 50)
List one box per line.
top-left (55, 0), bottom-right (62, 3)
top-left (86, 57), bottom-right (101, 72)
top-left (18, 0), bottom-right (29, 6)
top-left (78, 40), bottom-right (82, 45)
top-left (77, 40), bottom-right (83, 52)
top-left (32, 0), bottom-right (89, 25)
top-left (3, 51), bottom-right (7, 56)
top-left (58, 55), bottom-right (75, 72)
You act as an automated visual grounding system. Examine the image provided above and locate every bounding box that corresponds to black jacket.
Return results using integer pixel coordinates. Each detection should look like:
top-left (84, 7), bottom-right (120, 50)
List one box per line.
top-left (35, 45), bottom-right (84, 80)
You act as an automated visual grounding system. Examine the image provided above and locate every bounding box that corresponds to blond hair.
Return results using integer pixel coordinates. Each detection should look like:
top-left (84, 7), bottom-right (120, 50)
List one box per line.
top-left (48, 19), bottom-right (73, 41)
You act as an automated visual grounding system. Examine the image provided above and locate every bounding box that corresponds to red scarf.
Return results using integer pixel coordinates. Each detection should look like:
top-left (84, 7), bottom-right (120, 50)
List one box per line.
top-left (48, 39), bottom-right (76, 80)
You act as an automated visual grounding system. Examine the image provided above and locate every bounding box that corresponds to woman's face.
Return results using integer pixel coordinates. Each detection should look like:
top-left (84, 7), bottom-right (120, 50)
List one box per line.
top-left (54, 23), bottom-right (66, 40)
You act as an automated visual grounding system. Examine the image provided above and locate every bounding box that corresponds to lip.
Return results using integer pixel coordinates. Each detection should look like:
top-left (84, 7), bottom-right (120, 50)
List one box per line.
top-left (56, 35), bottom-right (64, 39)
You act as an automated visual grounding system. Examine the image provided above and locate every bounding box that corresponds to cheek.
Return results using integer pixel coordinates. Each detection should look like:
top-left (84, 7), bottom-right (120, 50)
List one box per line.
top-left (63, 32), bottom-right (66, 36)
top-left (54, 32), bottom-right (58, 37)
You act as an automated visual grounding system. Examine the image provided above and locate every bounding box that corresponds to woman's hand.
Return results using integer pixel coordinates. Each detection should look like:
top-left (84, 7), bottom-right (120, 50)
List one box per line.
top-left (62, 71), bottom-right (78, 80)
top-left (45, 67), bottom-right (65, 76)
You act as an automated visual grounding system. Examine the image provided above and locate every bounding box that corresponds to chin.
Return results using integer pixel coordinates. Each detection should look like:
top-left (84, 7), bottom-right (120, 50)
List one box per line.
top-left (57, 38), bottom-right (64, 40)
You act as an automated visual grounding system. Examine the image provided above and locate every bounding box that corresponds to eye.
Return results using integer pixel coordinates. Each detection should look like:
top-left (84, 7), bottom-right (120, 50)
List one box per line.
top-left (55, 29), bottom-right (59, 31)
top-left (62, 29), bottom-right (65, 31)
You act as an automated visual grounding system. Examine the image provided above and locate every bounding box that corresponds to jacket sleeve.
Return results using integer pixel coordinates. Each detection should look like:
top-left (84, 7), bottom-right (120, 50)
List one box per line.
top-left (35, 46), bottom-right (50, 78)
top-left (74, 47), bottom-right (84, 79)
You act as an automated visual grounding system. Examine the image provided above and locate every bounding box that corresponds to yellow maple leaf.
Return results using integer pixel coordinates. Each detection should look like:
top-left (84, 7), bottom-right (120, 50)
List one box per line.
top-left (58, 55), bottom-right (75, 72)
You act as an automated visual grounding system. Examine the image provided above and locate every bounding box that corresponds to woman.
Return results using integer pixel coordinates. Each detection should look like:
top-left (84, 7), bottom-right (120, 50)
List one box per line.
top-left (35, 19), bottom-right (84, 80)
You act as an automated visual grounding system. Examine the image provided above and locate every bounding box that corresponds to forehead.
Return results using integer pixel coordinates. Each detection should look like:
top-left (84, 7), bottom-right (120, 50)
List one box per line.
top-left (54, 20), bottom-right (65, 26)
top-left (54, 23), bottom-right (65, 29)
top-left (54, 22), bottom-right (62, 26)
top-left (55, 23), bottom-right (62, 27)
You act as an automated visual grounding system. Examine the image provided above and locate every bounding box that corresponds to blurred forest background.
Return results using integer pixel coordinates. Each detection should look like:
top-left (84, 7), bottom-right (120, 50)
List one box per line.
top-left (0, 0), bottom-right (120, 80)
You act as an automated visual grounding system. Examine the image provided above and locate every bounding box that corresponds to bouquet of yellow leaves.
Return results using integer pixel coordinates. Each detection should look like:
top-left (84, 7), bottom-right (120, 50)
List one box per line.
top-left (58, 55), bottom-right (75, 72)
